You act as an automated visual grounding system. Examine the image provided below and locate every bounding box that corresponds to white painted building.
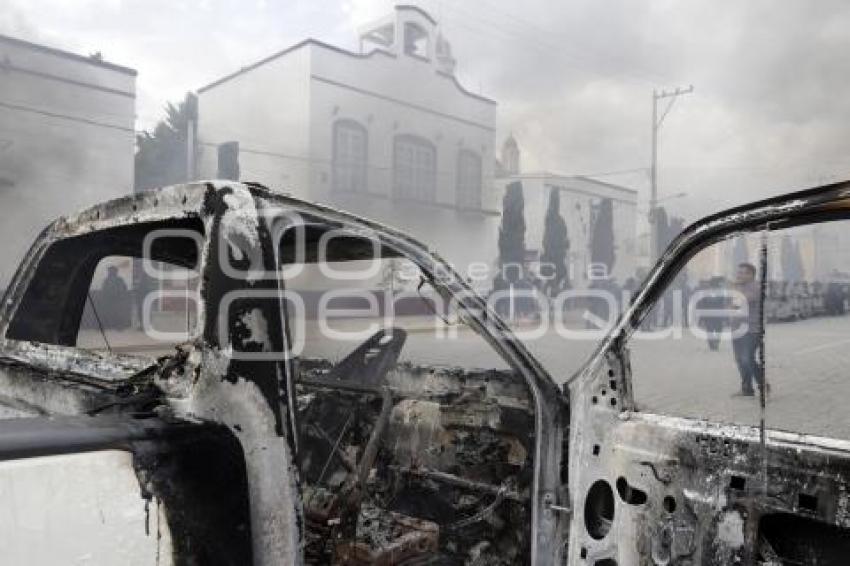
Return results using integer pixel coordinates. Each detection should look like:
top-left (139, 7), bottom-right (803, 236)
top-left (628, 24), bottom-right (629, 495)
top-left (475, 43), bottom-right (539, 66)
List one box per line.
top-left (196, 5), bottom-right (500, 277)
top-left (0, 34), bottom-right (136, 284)
top-left (495, 171), bottom-right (639, 286)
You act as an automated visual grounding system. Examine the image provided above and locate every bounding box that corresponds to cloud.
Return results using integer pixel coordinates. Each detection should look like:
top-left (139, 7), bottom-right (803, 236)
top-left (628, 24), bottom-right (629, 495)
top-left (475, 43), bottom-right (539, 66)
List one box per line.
top-left (0, 0), bottom-right (356, 129)
top-left (1, 0), bottom-right (848, 220)
top-left (419, 0), bottom-right (850, 217)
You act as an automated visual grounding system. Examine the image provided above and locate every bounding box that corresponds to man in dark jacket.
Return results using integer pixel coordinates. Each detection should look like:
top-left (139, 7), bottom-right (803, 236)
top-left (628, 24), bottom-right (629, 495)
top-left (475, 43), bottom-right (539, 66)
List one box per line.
top-left (731, 263), bottom-right (765, 396)
top-left (101, 266), bottom-right (131, 330)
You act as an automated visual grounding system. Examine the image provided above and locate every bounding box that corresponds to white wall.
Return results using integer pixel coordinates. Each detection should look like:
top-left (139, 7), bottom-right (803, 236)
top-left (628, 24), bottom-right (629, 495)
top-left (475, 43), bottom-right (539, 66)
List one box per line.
top-left (497, 175), bottom-right (638, 286)
top-left (307, 45), bottom-right (496, 206)
top-left (0, 36), bottom-right (135, 284)
top-left (197, 39), bottom-right (501, 279)
top-left (197, 46), bottom-right (312, 194)
top-left (307, 43), bottom-right (500, 277)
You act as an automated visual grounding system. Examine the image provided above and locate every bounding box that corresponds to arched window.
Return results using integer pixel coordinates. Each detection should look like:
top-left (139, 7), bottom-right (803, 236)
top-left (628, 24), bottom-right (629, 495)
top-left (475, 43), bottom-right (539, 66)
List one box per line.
top-left (332, 119), bottom-right (368, 193)
top-left (456, 149), bottom-right (482, 209)
top-left (393, 135), bottom-right (436, 202)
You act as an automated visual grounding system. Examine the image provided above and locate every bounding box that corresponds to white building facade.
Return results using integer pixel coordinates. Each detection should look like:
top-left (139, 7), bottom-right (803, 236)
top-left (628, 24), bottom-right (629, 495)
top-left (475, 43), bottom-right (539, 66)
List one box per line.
top-left (197, 5), bottom-right (500, 277)
top-left (0, 35), bottom-right (136, 284)
top-left (495, 171), bottom-right (639, 286)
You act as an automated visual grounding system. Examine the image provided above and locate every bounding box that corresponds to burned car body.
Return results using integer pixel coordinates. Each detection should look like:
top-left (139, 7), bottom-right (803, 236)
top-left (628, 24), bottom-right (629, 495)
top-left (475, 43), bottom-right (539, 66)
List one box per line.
top-left (567, 179), bottom-right (850, 565)
top-left (0, 181), bottom-right (566, 565)
top-left (3, 179), bottom-right (850, 565)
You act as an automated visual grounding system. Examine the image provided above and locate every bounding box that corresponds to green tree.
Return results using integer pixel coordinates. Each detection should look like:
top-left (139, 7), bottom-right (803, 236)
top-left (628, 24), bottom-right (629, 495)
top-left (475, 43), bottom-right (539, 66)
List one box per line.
top-left (134, 93), bottom-right (197, 192)
top-left (497, 181), bottom-right (526, 283)
top-left (732, 234), bottom-right (750, 270)
top-left (540, 187), bottom-right (570, 295)
top-left (590, 198), bottom-right (615, 277)
top-left (653, 206), bottom-right (669, 260)
top-left (653, 206), bottom-right (686, 259)
top-left (668, 216), bottom-right (684, 246)
top-left (132, 94), bottom-right (197, 321)
top-left (792, 240), bottom-right (806, 282)
top-left (781, 235), bottom-right (796, 281)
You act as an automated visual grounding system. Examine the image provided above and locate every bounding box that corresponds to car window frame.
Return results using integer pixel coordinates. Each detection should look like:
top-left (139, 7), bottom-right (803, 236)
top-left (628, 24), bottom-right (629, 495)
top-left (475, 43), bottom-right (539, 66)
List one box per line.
top-left (0, 213), bottom-right (208, 382)
top-left (268, 203), bottom-right (569, 564)
top-left (571, 180), bottom-right (850, 414)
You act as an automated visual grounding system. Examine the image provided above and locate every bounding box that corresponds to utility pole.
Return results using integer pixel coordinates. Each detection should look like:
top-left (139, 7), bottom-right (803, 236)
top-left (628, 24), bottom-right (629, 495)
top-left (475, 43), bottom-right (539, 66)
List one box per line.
top-left (185, 92), bottom-right (198, 182)
top-left (186, 119), bottom-right (195, 181)
top-left (650, 85), bottom-right (693, 262)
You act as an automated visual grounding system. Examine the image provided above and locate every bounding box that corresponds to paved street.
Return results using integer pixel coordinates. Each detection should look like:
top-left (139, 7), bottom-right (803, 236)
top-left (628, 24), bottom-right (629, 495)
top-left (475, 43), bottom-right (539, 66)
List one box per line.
top-left (80, 310), bottom-right (850, 440)
top-left (628, 315), bottom-right (850, 439)
top-left (306, 313), bottom-right (850, 439)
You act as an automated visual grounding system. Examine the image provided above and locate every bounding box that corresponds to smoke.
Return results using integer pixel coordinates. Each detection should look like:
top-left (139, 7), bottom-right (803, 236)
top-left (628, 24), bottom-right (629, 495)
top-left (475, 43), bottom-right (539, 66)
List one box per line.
top-left (0, 34), bottom-right (134, 284)
top-left (2, 0), bottom-right (849, 248)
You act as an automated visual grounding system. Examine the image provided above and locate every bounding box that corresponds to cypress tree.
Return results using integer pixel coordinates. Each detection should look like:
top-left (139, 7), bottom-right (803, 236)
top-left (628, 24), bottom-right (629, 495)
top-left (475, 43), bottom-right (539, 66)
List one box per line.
top-left (540, 187), bottom-right (570, 295)
top-left (590, 198), bottom-right (615, 277)
top-left (497, 181), bottom-right (526, 283)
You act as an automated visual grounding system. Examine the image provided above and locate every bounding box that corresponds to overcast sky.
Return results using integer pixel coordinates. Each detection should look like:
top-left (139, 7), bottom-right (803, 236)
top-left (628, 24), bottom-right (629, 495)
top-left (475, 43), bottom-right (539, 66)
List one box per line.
top-left (3, 0), bottom-right (849, 222)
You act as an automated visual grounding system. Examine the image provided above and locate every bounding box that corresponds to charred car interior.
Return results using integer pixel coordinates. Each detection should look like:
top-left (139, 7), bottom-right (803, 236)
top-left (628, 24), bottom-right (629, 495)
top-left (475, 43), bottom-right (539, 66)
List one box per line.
top-left (566, 181), bottom-right (850, 565)
top-left (6, 180), bottom-right (850, 564)
top-left (296, 353), bottom-right (534, 564)
top-left (0, 182), bottom-right (564, 565)
top-left (278, 224), bottom-right (537, 564)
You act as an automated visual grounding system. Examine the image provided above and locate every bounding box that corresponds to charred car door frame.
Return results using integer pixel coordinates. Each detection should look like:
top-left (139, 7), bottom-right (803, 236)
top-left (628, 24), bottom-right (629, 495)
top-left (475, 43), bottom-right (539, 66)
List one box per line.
top-left (0, 183), bottom-right (304, 566)
top-left (265, 194), bottom-right (571, 565)
top-left (566, 180), bottom-right (850, 565)
top-left (0, 181), bottom-right (572, 565)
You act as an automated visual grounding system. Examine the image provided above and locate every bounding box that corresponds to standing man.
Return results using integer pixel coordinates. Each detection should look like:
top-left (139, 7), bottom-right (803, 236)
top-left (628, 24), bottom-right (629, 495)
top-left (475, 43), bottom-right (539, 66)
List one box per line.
top-left (731, 263), bottom-right (765, 396)
top-left (101, 265), bottom-right (131, 330)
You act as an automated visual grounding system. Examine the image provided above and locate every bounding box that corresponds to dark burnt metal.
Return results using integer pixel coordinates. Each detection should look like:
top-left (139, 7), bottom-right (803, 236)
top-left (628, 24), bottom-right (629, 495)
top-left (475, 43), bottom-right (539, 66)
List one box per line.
top-left (0, 181), bottom-right (570, 565)
top-left (565, 179), bottom-right (850, 564)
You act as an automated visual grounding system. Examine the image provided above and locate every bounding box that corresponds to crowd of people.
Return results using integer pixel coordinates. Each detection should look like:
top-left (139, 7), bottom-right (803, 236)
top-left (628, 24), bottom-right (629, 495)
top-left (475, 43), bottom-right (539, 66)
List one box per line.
top-left (691, 275), bottom-right (850, 334)
top-left (691, 266), bottom-right (850, 397)
top-left (489, 265), bottom-right (849, 338)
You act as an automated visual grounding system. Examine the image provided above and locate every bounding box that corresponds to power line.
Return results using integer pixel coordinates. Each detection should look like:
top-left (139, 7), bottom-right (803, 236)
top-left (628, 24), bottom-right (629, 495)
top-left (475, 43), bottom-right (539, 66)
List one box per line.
top-left (579, 167), bottom-right (648, 178)
top-left (200, 141), bottom-right (504, 181)
top-left (431, 0), bottom-right (670, 88)
top-left (476, 0), bottom-right (671, 84)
